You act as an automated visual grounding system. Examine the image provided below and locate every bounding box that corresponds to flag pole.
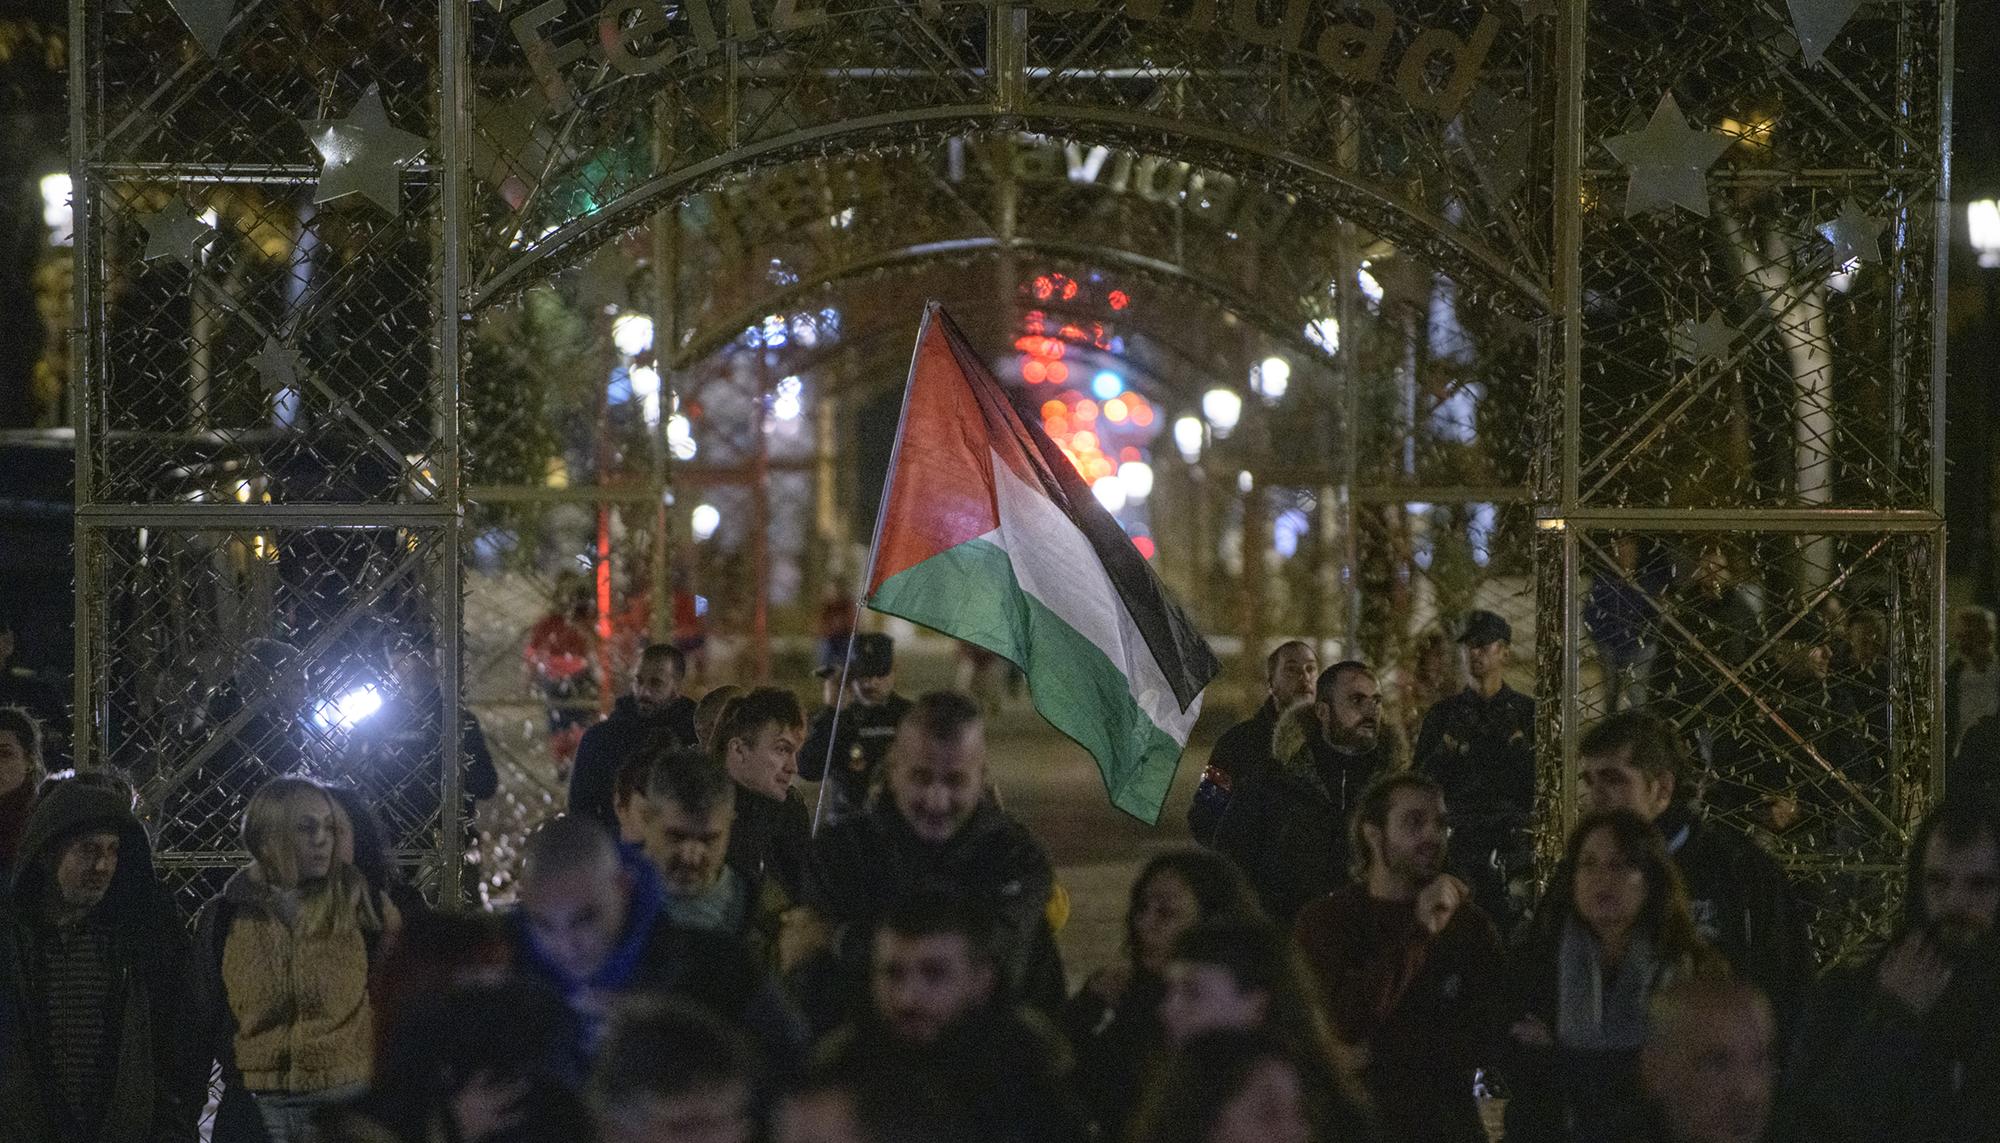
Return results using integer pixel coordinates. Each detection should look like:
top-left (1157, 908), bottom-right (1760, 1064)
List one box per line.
top-left (811, 302), bottom-right (940, 835)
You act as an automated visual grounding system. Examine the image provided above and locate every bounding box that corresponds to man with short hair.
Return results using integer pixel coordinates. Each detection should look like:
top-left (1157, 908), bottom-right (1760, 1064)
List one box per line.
top-left (817, 894), bottom-right (1086, 1143)
top-left (0, 780), bottom-right (205, 1143)
top-left (1413, 609), bottom-right (1536, 926)
top-left (636, 750), bottom-right (745, 937)
top-left (1641, 977), bottom-right (1776, 1143)
top-left (1577, 711), bottom-right (1813, 1025)
top-left (800, 634), bottom-right (911, 828)
top-left (1781, 796), bottom-right (2000, 1142)
top-left (588, 997), bottom-right (760, 1143)
top-left (1293, 772), bottom-right (1504, 1143)
top-left (1214, 661), bottom-right (1391, 923)
top-left (714, 688), bottom-right (814, 962)
top-left (803, 692), bottom-right (1064, 1021)
top-left (569, 643), bottom-right (700, 829)
top-left (1188, 639), bottom-right (1318, 844)
top-left (509, 815), bottom-right (799, 1068)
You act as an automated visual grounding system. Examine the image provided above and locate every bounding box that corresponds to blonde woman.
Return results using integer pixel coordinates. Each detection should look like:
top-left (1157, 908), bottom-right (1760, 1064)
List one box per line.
top-left (194, 775), bottom-right (397, 1142)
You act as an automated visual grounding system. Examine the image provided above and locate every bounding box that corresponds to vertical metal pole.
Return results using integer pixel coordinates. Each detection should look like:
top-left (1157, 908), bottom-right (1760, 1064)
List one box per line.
top-left (1550, 0), bottom-right (1588, 841)
top-left (752, 365), bottom-right (772, 681)
top-left (652, 103), bottom-right (679, 647)
top-left (1929, 1), bottom-right (1956, 801)
top-left (68, 0), bottom-right (96, 770)
top-left (436, 0), bottom-right (468, 907)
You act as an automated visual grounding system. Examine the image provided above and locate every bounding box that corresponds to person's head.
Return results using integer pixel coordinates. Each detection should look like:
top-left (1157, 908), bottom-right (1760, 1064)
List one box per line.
top-left (1265, 641), bottom-right (1318, 709)
top-left (1845, 608), bottom-right (1887, 666)
top-left (1952, 606), bottom-right (1997, 665)
top-left (1904, 796), bottom-right (2000, 959)
top-left (775, 1060), bottom-right (975, 1143)
top-left (714, 687), bottom-right (805, 800)
top-left (1312, 661), bottom-right (1380, 752)
top-left (371, 977), bottom-right (590, 1142)
top-left (519, 815), bottom-right (634, 982)
top-left (1577, 711), bottom-right (1685, 821)
top-left (1693, 546), bottom-right (1733, 592)
top-left (1458, 610), bottom-right (1512, 683)
top-left (694, 684), bottom-right (744, 752)
top-left (323, 781), bottom-right (399, 892)
top-left (1611, 534), bottom-right (1641, 573)
top-left (869, 893), bottom-right (999, 1044)
top-left (1126, 849), bottom-right (1264, 975)
top-left (886, 692), bottom-right (986, 844)
top-left (1129, 1029), bottom-right (1317, 1143)
top-left (1349, 771), bottom-right (1448, 889)
top-left (34, 767), bottom-right (138, 811)
top-left (242, 775), bottom-right (342, 887)
top-left (1640, 977), bottom-right (1775, 1143)
top-left (590, 998), bottom-right (759, 1143)
top-left (0, 705), bottom-right (43, 797)
top-left (634, 644), bottom-right (688, 717)
top-left (821, 633), bottom-right (896, 705)
top-left (638, 749), bottom-right (737, 895)
top-left (1160, 920), bottom-right (1293, 1045)
top-left (51, 827), bottom-right (121, 916)
top-left (1555, 809), bottom-right (1699, 954)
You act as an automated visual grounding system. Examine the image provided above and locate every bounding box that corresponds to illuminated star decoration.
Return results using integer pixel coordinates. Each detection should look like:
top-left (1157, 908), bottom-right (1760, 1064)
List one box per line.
top-left (253, 335), bottom-right (305, 394)
top-left (1788, 0), bottom-right (1864, 68)
top-left (140, 197), bottom-right (212, 265)
top-left (302, 87), bottom-right (428, 217)
top-left (1817, 199), bottom-right (1887, 265)
top-left (1603, 94), bottom-right (1733, 219)
top-left (167, 0), bottom-right (236, 58)
top-left (1672, 315), bottom-right (1738, 365)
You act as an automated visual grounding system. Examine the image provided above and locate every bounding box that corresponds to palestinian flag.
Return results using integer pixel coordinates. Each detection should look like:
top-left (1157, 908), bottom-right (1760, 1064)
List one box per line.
top-left (864, 304), bottom-right (1220, 822)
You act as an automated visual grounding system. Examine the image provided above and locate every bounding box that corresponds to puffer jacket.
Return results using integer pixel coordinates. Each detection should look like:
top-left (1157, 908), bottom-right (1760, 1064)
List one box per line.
top-left (1212, 703), bottom-right (1390, 925)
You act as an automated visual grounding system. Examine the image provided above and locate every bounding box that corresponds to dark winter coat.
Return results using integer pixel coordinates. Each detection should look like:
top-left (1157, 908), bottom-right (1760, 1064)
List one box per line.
top-left (0, 782), bottom-right (206, 1143)
top-left (1212, 704), bottom-right (1389, 925)
top-left (1186, 696), bottom-right (1281, 844)
top-left (510, 844), bottom-right (803, 1076)
top-left (798, 694), bottom-right (913, 828)
top-left (804, 799), bottom-right (1065, 1019)
top-left (1948, 713), bottom-right (2000, 802)
top-left (1415, 683), bottom-right (1537, 921)
top-left (1062, 970), bottom-right (1166, 1140)
top-left (1944, 658), bottom-right (2000, 755)
top-left (1657, 806), bottom-right (1814, 1026)
top-left (566, 694), bottom-right (698, 828)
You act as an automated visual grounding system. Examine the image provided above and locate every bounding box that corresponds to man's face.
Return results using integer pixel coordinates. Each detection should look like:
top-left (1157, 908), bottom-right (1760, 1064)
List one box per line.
top-left (53, 829), bottom-right (120, 914)
top-left (521, 862), bottom-right (632, 981)
top-left (870, 930), bottom-right (993, 1044)
top-left (1267, 645), bottom-right (1318, 709)
top-left (597, 1085), bottom-right (753, 1143)
top-left (641, 797), bottom-right (734, 895)
top-left (1316, 670), bottom-right (1381, 751)
top-left (0, 730), bottom-right (30, 796)
top-left (1577, 746), bottom-right (1674, 822)
top-left (851, 673), bottom-right (893, 706)
top-left (1368, 787), bottom-right (1448, 886)
top-left (1920, 831), bottom-right (2000, 957)
top-left (1464, 639), bottom-right (1509, 683)
top-left (634, 658), bottom-right (683, 717)
top-left (1643, 998), bottom-right (1775, 1143)
top-left (888, 726), bottom-right (985, 844)
top-left (726, 721), bottom-right (803, 801)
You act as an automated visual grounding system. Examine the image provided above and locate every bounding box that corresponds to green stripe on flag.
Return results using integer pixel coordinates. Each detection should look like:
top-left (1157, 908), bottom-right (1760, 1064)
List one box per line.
top-left (870, 537), bottom-right (1189, 823)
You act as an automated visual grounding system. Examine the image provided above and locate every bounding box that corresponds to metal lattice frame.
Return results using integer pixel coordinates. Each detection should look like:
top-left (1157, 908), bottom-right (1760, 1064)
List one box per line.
top-left (76, 0), bottom-right (1949, 939)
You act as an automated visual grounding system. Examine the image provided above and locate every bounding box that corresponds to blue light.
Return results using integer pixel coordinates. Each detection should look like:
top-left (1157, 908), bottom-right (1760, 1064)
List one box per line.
top-left (1091, 371), bottom-right (1124, 399)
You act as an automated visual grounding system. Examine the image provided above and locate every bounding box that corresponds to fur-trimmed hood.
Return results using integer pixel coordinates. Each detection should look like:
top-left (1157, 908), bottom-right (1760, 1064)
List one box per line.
top-left (1268, 700), bottom-right (1390, 806)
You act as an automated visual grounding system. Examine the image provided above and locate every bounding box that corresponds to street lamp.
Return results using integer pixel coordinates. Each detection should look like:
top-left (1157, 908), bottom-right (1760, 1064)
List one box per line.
top-left (1970, 199), bottom-right (2000, 270)
top-left (1201, 388), bottom-right (1243, 438)
top-left (1173, 416), bottom-right (1204, 464)
top-left (612, 311), bottom-right (655, 356)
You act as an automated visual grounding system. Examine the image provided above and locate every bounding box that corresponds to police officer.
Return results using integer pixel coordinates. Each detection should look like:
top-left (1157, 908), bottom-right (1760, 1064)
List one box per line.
top-left (1413, 610), bottom-right (1535, 928)
top-left (800, 633), bottom-right (912, 829)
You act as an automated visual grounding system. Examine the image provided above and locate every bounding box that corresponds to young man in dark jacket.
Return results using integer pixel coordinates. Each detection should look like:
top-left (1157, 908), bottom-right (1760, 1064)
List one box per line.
top-left (568, 643), bottom-right (699, 828)
top-left (1213, 661), bottom-right (1391, 924)
top-left (0, 778), bottom-right (206, 1143)
top-left (510, 814), bottom-right (802, 1073)
top-left (1576, 711), bottom-right (1815, 1028)
top-left (799, 633), bottom-right (911, 829)
top-left (1780, 796), bottom-right (2000, 1143)
top-left (1187, 639), bottom-right (1317, 844)
top-left (802, 691), bottom-right (1065, 1026)
top-left (1293, 771), bottom-right (1505, 1143)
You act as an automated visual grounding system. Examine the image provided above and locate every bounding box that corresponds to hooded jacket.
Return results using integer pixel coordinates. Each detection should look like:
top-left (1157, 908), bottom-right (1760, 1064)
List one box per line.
top-left (566, 694), bottom-right (699, 829)
top-left (1212, 703), bottom-right (1389, 924)
top-left (805, 798), bottom-right (1065, 1019)
top-left (0, 781), bottom-right (204, 1143)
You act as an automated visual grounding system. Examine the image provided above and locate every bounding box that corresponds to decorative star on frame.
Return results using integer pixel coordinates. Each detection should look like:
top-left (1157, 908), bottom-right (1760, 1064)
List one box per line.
top-left (1817, 199), bottom-right (1887, 265)
top-left (140, 197), bottom-right (212, 265)
top-left (1672, 314), bottom-right (1739, 365)
top-left (1603, 94), bottom-right (1733, 219)
top-left (1788, 0), bottom-right (1864, 68)
top-left (167, 0), bottom-right (235, 58)
top-left (302, 87), bottom-right (428, 217)
top-left (253, 335), bottom-right (305, 394)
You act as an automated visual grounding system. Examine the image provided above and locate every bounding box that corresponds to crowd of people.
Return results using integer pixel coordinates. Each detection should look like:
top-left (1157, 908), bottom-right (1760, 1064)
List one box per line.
top-left (0, 608), bottom-right (1994, 1143)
